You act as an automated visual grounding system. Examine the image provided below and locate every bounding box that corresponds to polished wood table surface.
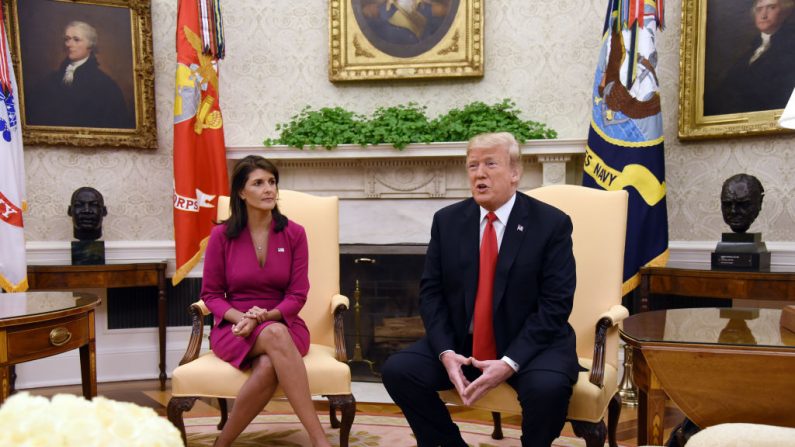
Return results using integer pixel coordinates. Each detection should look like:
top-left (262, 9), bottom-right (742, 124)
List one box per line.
top-left (0, 291), bottom-right (100, 403)
top-left (639, 262), bottom-right (795, 312)
top-left (27, 262), bottom-right (168, 389)
top-left (621, 307), bottom-right (795, 446)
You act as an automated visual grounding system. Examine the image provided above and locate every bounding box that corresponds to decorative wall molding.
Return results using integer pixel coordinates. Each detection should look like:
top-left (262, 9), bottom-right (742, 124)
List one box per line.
top-left (226, 139), bottom-right (586, 199)
top-left (364, 161), bottom-right (448, 198)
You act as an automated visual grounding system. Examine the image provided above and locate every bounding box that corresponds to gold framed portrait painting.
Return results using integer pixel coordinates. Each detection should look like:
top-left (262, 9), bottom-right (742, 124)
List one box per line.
top-left (678, 0), bottom-right (795, 140)
top-left (329, 0), bottom-right (483, 81)
top-left (4, 0), bottom-right (157, 148)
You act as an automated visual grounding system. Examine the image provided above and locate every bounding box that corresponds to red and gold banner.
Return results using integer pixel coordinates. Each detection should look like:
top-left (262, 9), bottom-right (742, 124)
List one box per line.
top-left (172, 0), bottom-right (228, 285)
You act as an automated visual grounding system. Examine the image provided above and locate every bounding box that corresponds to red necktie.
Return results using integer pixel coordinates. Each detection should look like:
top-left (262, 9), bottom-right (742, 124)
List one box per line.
top-left (473, 212), bottom-right (497, 360)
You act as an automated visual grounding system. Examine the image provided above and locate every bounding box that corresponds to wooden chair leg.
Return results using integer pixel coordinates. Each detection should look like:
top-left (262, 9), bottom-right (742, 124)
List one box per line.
top-left (491, 411), bottom-right (504, 440)
top-left (328, 394), bottom-right (356, 447)
top-left (326, 395), bottom-right (340, 428)
top-left (217, 398), bottom-right (229, 430)
top-left (608, 393), bottom-right (622, 447)
top-left (571, 419), bottom-right (607, 447)
top-left (167, 396), bottom-right (199, 447)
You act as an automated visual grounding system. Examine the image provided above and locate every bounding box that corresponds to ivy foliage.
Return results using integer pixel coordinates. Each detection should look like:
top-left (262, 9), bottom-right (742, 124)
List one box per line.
top-left (430, 99), bottom-right (557, 142)
top-left (262, 106), bottom-right (368, 149)
top-left (263, 99), bottom-right (557, 150)
top-left (363, 103), bottom-right (435, 149)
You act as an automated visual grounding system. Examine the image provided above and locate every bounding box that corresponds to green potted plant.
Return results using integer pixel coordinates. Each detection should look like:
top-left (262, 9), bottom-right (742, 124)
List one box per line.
top-left (263, 99), bottom-right (557, 150)
top-left (262, 106), bottom-right (368, 149)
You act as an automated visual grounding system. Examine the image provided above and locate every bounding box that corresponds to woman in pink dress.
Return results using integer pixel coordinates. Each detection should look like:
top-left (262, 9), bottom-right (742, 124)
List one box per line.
top-left (201, 155), bottom-right (331, 447)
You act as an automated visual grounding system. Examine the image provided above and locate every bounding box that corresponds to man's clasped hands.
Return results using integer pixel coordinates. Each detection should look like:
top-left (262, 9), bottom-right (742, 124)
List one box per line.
top-left (440, 351), bottom-right (515, 406)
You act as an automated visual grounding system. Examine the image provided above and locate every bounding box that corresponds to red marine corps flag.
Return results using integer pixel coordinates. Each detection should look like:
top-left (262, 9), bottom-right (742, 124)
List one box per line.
top-left (172, 0), bottom-right (228, 285)
top-left (0, 4), bottom-right (27, 293)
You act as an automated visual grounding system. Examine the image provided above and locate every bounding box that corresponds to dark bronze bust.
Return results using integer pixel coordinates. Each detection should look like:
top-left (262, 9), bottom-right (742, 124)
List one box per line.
top-left (712, 174), bottom-right (769, 270)
top-left (720, 174), bottom-right (764, 233)
top-left (67, 187), bottom-right (107, 241)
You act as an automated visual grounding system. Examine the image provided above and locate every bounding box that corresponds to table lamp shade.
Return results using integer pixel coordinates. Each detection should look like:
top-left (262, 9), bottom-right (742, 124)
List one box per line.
top-left (780, 88), bottom-right (795, 129)
top-left (216, 195), bottom-right (230, 221)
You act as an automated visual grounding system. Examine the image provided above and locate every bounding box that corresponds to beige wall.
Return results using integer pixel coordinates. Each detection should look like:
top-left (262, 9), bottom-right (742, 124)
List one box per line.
top-left (22, 0), bottom-right (795, 243)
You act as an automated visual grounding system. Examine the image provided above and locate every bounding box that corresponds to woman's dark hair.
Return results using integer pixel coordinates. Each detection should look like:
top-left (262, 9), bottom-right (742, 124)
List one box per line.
top-left (224, 155), bottom-right (288, 239)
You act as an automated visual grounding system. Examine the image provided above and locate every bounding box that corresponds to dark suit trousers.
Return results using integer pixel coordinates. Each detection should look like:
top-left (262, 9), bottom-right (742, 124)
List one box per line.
top-left (382, 337), bottom-right (573, 447)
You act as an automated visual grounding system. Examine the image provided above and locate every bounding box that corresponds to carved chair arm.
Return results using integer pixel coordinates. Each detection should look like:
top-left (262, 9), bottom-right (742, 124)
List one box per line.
top-left (177, 300), bottom-right (211, 367)
top-left (331, 294), bottom-right (350, 362)
top-left (589, 304), bottom-right (630, 387)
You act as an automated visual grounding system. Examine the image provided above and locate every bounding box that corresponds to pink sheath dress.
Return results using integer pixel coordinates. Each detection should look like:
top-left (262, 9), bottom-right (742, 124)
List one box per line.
top-left (201, 220), bottom-right (310, 369)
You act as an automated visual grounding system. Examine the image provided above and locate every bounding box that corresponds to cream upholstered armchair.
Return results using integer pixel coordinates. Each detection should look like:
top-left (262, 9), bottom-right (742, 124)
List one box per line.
top-left (439, 185), bottom-right (630, 447)
top-left (167, 190), bottom-right (355, 446)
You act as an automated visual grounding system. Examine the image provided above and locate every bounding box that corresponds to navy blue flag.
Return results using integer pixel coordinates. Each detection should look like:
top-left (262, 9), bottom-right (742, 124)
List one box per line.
top-left (583, 0), bottom-right (668, 294)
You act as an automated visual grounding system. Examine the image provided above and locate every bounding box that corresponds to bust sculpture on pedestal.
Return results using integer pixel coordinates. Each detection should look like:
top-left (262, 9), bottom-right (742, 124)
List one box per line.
top-left (68, 187), bottom-right (107, 265)
top-left (711, 174), bottom-right (770, 270)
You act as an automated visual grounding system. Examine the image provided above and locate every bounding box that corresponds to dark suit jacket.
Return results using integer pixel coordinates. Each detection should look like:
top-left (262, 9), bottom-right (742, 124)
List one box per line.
top-left (419, 191), bottom-right (580, 382)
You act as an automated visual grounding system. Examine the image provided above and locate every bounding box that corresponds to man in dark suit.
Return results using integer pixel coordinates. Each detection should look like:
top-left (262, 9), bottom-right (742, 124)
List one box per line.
top-left (382, 132), bottom-right (579, 447)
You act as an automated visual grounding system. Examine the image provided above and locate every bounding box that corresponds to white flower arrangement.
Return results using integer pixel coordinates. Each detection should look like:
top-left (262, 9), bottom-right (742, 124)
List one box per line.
top-left (0, 392), bottom-right (182, 447)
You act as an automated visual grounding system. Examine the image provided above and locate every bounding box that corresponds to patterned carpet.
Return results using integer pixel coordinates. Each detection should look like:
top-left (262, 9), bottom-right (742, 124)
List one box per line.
top-left (185, 413), bottom-right (622, 447)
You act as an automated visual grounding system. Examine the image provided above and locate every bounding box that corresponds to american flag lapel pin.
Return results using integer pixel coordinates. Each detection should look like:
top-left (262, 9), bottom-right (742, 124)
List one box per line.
top-left (277, 247), bottom-right (285, 252)
top-left (517, 224), bottom-right (524, 232)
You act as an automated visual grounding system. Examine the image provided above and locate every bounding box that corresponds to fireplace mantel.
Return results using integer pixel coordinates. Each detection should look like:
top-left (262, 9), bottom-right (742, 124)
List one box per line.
top-left (227, 139), bottom-right (585, 199)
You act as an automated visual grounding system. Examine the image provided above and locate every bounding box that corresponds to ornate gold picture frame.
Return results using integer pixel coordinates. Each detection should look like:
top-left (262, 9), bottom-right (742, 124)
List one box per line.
top-left (678, 0), bottom-right (794, 140)
top-left (329, 0), bottom-right (483, 81)
top-left (4, 0), bottom-right (157, 148)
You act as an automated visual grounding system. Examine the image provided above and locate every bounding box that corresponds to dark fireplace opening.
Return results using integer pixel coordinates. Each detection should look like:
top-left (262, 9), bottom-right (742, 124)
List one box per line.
top-left (340, 245), bottom-right (427, 382)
